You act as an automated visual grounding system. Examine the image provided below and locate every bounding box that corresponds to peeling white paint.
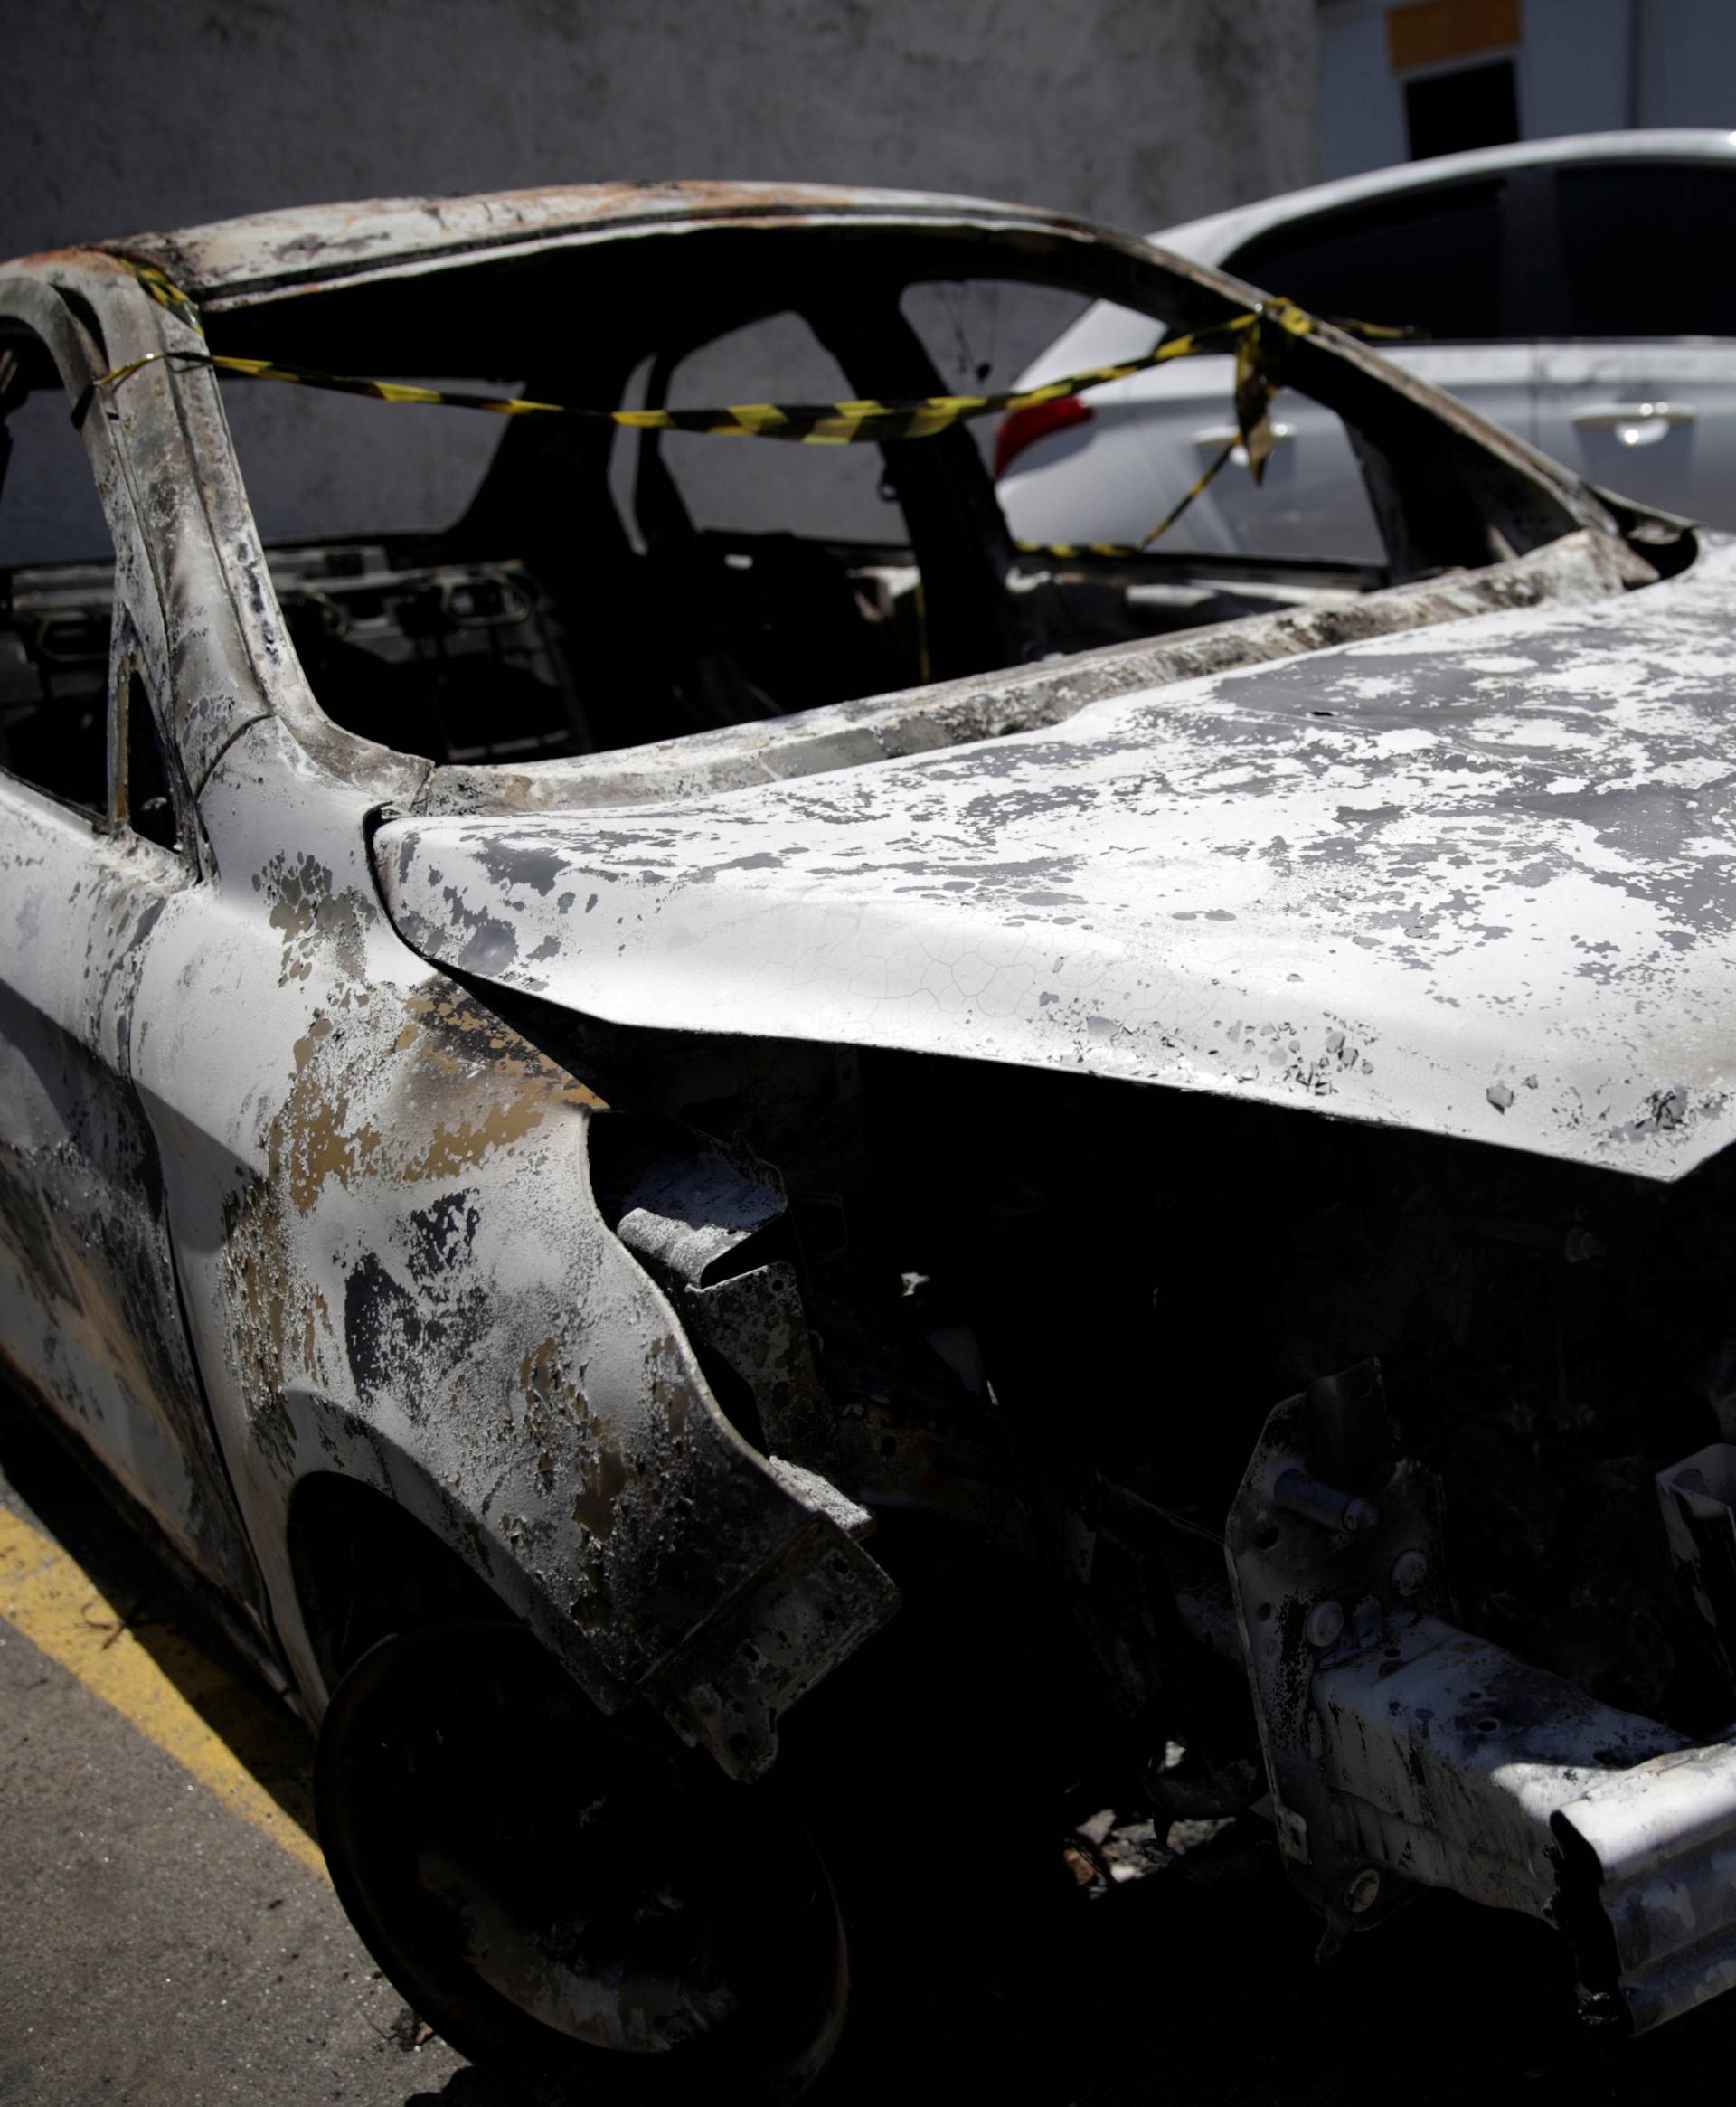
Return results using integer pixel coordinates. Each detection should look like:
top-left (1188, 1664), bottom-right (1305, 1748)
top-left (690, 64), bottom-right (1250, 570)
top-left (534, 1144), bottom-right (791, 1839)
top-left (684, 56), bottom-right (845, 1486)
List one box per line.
top-left (381, 540), bottom-right (1736, 1183)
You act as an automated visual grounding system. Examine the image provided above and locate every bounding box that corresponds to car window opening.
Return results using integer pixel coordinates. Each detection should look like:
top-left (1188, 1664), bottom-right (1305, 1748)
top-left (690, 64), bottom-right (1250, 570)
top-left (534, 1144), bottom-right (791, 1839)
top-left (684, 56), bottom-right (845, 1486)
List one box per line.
top-left (123, 666), bottom-right (182, 853)
top-left (0, 323), bottom-right (113, 817)
top-left (202, 223), bottom-right (1589, 774)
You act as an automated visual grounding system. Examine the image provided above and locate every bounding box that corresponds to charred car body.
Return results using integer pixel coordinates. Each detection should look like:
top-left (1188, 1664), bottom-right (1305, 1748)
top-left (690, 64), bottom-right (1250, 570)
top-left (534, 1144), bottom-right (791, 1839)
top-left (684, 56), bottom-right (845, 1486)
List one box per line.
top-left (2, 183), bottom-right (1735, 2087)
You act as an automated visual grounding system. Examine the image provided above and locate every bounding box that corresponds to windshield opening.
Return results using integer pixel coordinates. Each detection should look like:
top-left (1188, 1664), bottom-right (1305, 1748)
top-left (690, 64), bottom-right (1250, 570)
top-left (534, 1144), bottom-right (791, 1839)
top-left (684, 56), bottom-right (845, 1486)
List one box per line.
top-left (203, 219), bottom-right (1579, 770)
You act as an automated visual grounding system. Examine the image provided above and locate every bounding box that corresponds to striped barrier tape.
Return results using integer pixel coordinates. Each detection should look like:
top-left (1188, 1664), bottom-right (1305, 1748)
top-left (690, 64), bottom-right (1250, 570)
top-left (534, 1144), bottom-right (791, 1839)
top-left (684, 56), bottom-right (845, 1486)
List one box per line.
top-left (80, 261), bottom-right (1408, 553)
top-left (80, 307), bottom-right (1301, 442)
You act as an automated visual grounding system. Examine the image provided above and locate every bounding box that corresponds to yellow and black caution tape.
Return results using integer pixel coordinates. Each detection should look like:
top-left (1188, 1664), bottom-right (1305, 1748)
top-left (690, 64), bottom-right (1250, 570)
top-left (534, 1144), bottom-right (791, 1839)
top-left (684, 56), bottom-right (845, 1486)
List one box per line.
top-left (81, 260), bottom-right (1406, 553)
top-left (127, 260), bottom-right (205, 335)
top-left (1018, 301), bottom-right (1338, 559)
top-left (1006, 438), bottom-right (1240, 562)
top-left (80, 306), bottom-right (1306, 445)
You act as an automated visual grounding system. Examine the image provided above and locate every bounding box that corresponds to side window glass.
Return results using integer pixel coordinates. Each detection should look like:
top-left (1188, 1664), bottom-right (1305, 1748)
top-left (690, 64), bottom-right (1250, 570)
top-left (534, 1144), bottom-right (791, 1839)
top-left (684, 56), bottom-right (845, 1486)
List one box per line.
top-left (0, 321), bottom-right (113, 816)
top-left (1225, 180), bottom-right (1505, 341)
top-left (1554, 164), bottom-right (1736, 339)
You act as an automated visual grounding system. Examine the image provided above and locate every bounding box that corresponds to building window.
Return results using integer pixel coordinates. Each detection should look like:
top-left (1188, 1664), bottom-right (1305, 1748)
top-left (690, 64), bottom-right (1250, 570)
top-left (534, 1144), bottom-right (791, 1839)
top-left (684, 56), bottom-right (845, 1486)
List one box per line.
top-left (1403, 55), bottom-right (1521, 158)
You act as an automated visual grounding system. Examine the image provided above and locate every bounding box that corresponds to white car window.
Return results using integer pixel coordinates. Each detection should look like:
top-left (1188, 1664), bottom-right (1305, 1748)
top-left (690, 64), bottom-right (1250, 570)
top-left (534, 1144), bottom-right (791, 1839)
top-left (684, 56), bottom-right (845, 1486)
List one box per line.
top-left (1552, 162), bottom-right (1736, 339)
top-left (1222, 178), bottom-right (1507, 341)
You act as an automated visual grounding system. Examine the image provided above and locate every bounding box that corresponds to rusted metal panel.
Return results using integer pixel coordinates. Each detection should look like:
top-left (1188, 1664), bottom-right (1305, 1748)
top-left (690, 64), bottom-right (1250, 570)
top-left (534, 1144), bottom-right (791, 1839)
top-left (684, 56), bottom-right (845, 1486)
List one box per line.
top-left (1557, 1743), bottom-right (1736, 2031)
top-left (1313, 1618), bottom-right (1683, 1921)
top-left (1297, 1611), bottom-right (1736, 2032)
top-left (1224, 1373), bottom-right (1736, 2033)
top-left (0, 794), bottom-right (264, 1618)
top-left (93, 183), bottom-right (1121, 304)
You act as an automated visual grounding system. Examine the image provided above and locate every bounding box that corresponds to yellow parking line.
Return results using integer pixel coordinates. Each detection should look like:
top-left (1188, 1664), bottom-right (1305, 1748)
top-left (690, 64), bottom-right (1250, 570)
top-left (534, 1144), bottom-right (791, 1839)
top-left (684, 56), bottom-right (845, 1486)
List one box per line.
top-left (0, 1503), bottom-right (326, 1879)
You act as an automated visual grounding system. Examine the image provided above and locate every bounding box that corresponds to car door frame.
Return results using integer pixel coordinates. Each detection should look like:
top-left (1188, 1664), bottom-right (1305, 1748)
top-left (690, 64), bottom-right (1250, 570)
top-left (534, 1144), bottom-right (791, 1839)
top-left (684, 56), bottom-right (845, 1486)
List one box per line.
top-left (0, 269), bottom-right (271, 1636)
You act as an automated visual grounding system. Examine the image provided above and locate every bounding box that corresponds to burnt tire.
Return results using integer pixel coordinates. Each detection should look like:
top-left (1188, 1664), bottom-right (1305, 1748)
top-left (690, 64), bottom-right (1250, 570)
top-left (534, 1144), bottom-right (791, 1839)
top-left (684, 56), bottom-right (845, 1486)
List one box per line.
top-left (315, 1622), bottom-right (848, 2102)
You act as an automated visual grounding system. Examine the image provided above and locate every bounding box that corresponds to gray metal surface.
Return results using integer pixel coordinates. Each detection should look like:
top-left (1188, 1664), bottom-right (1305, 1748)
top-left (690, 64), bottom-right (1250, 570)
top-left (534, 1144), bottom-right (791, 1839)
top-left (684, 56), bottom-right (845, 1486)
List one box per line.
top-left (378, 535), bottom-right (1736, 1183)
top-left (1224, 1377), bottom-right (1736, 2035)
top-left (5, 178), bottom-right (1736, 2068)
top-left (1309, 1626), bottom-right (1736, 2035)
top-left (1558, 1743), bottom-right (1736, 2033)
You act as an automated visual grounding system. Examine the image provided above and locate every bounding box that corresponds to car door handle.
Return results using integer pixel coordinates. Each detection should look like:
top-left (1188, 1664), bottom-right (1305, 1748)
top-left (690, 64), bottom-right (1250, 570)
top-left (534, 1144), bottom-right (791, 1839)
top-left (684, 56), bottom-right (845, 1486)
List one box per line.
top-left (1192, 422), bottom-right (1296, 450)
top-left (1570, 402), bottom-right (1695, 447)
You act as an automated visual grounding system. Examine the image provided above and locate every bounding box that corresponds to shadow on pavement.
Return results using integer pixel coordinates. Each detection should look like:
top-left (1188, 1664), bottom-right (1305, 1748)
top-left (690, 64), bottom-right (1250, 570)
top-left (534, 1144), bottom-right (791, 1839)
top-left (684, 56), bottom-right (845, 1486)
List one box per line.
top-left (7, 1395), bottom-right (1735, 2107)
top-left (0, 1392), bottom-right (319, 1848)
top-left (403, 2074), bottom-right (531, 2107)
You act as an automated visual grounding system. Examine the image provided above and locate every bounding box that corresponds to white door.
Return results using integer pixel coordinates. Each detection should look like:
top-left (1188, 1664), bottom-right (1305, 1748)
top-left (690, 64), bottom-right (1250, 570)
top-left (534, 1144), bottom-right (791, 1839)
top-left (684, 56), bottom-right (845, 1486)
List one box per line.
top-left (1533, 342), bottom-right (1736, 526)
top-left (1526, 158), bottom-right (1736, 529)
top-left (1098, 340), bottom-right (1535, 565)
top-left (1001, 168), bottom-right (1539, 566)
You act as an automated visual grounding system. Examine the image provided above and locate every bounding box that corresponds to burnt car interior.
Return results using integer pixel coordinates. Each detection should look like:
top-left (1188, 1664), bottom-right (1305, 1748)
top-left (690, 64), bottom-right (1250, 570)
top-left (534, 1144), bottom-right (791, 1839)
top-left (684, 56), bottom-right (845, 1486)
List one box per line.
top-left (210, 226), bottom-right (1604, 767)
top-left (0, 217), bottom-right (1624, 789)
top-left (0, 329), bottom-right (114, 813)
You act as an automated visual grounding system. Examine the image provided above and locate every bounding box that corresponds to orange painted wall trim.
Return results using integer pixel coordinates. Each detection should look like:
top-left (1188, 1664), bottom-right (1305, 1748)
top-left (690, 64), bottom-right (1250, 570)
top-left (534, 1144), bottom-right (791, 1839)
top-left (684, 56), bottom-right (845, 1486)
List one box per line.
top-left (1388, 0), bottom-right (1523, 74)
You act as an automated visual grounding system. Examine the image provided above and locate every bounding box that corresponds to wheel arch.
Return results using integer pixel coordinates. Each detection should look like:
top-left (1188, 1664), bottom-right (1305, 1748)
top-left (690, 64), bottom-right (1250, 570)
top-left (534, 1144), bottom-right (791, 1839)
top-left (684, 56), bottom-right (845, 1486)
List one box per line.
top-left (286, 1468), bottom-right (514, 1697)
top-left (273, 1403), bottom-right (629, 1728)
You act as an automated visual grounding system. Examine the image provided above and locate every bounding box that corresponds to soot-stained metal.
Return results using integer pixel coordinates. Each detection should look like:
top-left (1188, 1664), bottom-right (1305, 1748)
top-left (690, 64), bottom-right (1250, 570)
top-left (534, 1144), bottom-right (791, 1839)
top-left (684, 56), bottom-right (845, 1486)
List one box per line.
top-left (3, 182), bottom-right (1736, 2079)
top-left (378, 537), bottom-right (1736, 1183)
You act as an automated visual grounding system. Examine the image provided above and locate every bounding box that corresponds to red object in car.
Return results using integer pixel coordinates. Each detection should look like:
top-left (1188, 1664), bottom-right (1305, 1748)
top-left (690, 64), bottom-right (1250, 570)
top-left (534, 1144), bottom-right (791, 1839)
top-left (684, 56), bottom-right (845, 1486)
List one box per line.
top-left (993, 394), bottom-right (1093, 479)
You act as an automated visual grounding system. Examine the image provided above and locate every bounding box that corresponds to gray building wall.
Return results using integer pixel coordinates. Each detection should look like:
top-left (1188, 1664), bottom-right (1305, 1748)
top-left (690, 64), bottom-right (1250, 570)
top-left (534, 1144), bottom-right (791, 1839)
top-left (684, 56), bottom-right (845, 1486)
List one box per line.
top-left (1321, 0), bottom-right (1736, 180)
top-left (10, 0), bottom-right (1320, 260)
top-left (8, 0), bottom-right (1321, 549)
top-left (1637, 0), bottom-right (1736, 127)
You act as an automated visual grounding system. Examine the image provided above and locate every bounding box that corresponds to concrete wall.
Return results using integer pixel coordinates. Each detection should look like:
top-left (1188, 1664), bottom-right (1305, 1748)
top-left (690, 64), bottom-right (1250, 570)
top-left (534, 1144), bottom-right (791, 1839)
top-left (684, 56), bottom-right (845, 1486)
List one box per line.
top-left (9, 0), bottom-right (1320, 260)
top-left (1637, 0), bottom-right (1736, 127)
top-left (6, 0), bottom-right (1321, 552)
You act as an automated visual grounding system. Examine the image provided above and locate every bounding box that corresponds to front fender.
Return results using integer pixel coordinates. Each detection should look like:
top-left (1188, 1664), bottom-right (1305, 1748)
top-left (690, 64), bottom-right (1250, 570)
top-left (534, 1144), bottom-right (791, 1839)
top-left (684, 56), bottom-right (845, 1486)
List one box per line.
top-left (143, 718), bottom-right (894, 1779)
top-left (236, 991), bottom-right (896, 1777)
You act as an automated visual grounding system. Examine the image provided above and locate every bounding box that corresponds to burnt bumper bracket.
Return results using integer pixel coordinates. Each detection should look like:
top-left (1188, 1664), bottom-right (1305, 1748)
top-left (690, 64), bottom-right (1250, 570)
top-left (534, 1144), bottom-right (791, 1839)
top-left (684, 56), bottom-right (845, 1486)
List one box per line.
top-left (1227, 1366), bottom-right (1736, 2031)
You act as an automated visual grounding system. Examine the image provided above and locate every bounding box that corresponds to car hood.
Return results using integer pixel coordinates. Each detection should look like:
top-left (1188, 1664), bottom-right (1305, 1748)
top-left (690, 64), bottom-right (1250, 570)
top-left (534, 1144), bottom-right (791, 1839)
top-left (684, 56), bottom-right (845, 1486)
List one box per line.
top-left (374, 547), bottom-right (1736, 1183)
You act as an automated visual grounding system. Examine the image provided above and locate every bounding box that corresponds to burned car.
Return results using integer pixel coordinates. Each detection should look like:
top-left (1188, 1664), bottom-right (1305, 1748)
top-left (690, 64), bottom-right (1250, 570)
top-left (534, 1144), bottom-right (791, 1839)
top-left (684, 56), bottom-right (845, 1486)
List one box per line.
top-left (2, 181), bottom-right (1735, 2091)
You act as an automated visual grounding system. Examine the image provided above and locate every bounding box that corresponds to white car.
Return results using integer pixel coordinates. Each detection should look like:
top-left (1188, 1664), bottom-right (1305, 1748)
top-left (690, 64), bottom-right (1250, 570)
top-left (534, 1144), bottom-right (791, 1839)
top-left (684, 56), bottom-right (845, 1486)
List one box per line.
top-left (997, 130), bottom-right (1736, 562)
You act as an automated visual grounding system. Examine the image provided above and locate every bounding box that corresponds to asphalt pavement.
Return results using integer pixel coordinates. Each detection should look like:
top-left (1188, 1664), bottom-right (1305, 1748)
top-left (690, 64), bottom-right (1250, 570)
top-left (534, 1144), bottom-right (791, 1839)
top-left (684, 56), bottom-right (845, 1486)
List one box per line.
top-left (6, 1398), bottom-right (1736, 2107)
top-left (0, 1407), bottom-right (504, 2107)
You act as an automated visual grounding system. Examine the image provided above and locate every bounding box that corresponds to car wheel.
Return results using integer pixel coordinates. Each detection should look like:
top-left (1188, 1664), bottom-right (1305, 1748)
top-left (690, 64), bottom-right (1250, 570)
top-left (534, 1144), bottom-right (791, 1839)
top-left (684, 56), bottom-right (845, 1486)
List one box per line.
top-left (315, 1621), bottom-right (848, 2101)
